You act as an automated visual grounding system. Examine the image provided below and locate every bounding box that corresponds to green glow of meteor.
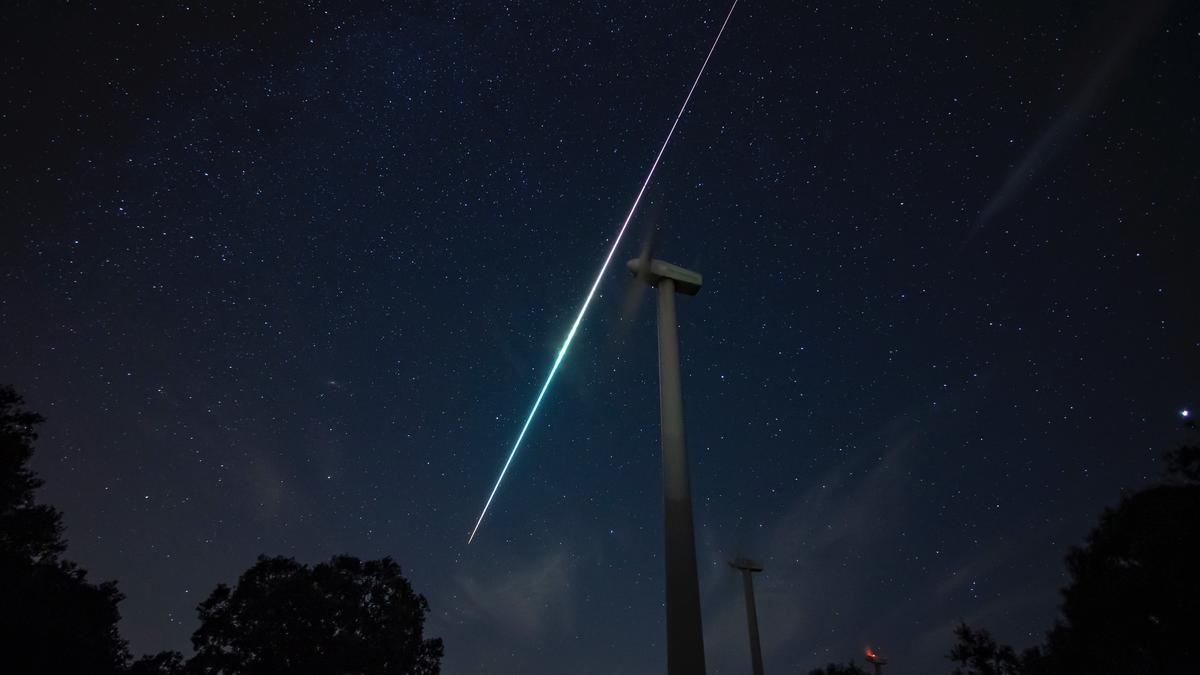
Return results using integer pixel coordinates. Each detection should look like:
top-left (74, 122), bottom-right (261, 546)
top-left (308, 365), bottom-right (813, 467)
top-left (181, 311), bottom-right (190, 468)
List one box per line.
top-left (467, 0), bottom-right (739, 543)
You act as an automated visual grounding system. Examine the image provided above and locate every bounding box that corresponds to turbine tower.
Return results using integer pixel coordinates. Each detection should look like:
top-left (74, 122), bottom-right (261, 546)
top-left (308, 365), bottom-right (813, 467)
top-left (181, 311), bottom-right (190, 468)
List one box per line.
top-left (628, 255), bottom-right (706, 675)
top-left (730, 557), bottom-right (765, 675)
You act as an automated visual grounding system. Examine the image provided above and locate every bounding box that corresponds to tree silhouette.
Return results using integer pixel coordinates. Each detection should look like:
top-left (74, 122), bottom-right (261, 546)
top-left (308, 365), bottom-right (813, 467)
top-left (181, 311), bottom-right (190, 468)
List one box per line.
top-left (948, 440), bottom-right (1200, 674)
top-left (2, 385), bottom-right (444, 674)
top-left (1040, 476), bottom-right (1200, 673)
top-left (188, 554), bottom-right (443, 675)
top-left (126, 650), bottom-right (187, 675)
top-left (0, 385), bottom-right (131, 674)
top-left (0, 385), bottom-right (62, 561)
top-left (947, 623), bottom-right (1040, 675)
top-left (809, 661), bottom-right (869, 675)
top-left (1164, 440), bottom-right (1200, 483)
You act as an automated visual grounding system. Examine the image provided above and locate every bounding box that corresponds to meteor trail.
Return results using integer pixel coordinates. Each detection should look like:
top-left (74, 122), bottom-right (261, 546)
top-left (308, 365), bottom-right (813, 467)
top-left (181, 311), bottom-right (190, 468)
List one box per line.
top-left (467, 0), bottom-right (739, 544)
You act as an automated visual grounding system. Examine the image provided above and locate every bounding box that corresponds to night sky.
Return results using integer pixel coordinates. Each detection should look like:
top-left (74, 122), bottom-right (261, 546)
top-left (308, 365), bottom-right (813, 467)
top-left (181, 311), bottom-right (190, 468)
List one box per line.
top-left (2, 1), bottom-right (1198, 673)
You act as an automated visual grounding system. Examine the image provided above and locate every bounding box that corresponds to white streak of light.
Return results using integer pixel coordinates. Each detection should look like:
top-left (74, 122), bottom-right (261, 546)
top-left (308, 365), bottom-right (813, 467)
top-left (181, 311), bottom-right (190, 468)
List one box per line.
top-left (468, 0), bottom-right (740, 544)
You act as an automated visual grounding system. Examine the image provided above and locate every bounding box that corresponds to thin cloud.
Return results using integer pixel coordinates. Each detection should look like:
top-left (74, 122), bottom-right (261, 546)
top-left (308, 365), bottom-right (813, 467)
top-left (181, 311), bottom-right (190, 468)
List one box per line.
top-left (970, 0), bottom-right (1167, 237)
top-left (454, 549), bottom-right (573, 639)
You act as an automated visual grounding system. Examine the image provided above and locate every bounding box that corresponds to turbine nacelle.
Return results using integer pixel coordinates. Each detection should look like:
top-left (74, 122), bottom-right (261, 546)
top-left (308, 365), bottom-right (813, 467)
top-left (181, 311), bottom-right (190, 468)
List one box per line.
top-left (729, 557), bottom-right (763, 572)
top-left (626, 257), bottom-right (703, 295)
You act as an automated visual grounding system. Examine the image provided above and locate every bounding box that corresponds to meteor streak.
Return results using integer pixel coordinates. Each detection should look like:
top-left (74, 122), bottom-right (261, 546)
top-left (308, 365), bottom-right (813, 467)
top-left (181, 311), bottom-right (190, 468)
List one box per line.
top-left (467, 0), bottom-right (739, 544)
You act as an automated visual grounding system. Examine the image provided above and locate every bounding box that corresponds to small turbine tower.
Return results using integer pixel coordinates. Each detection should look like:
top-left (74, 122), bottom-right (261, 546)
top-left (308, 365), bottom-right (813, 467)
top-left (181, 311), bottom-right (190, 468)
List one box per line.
top-left (729, 557), bottom-right (765, 675)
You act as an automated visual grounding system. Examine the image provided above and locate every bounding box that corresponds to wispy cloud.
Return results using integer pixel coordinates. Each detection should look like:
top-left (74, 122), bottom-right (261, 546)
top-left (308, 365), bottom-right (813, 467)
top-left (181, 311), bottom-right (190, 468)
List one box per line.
top-left (699, 420), bottom-right (921, 672)
top-left (699, 408), bottom-right (1077, 672)
top-left (970, 0), bottom-right (1167, 236)
top-left (454, 549), bottom-right (573, 639)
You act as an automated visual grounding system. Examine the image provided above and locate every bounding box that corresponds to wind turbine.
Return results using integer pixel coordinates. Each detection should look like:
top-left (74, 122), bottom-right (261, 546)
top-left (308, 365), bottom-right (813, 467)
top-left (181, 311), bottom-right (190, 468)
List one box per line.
top-left (627, 244), bottom-right (707, 675)
top-left (730, 557), bottom-right (765, 675)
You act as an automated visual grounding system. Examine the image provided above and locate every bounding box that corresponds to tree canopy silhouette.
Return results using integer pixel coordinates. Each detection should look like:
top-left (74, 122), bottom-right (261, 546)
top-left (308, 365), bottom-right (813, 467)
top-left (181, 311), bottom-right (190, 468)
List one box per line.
top-left (1040, 472), bottom-right (1200, 672)
top-left (809, 660), bottom-right (869, 675)
top-left (0, 385), bottom-right (62, 561)
top-left (0, 385), bottom-right (131, 674)
top-left (124, 652), bottom-right (185, 675)
top-left (2, 385), bottom-right (443, 673)
top-left (947, 623), bottom-right (1041, 675)
top-left (188, 554), bottom-right (443, 675)
top-left (948, 439), bottom-right (1200, 675)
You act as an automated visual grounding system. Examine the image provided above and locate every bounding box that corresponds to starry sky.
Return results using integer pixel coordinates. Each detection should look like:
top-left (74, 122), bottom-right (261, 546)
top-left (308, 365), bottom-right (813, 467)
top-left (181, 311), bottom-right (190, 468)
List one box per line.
top-left (2, 1), bottom-right (1198, 673)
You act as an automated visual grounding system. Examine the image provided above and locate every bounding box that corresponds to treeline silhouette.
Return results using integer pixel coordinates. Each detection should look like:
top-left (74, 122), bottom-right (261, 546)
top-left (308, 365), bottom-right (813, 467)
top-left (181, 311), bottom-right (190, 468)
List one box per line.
top-left (0, 386), bottom-right (442, 675)
top-left (809, 429), bottom-right (1200, 675)
top-left (6, 383), bottom-right (1198, 674)
top-left (942, 435), bottom-right (1200, 675)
